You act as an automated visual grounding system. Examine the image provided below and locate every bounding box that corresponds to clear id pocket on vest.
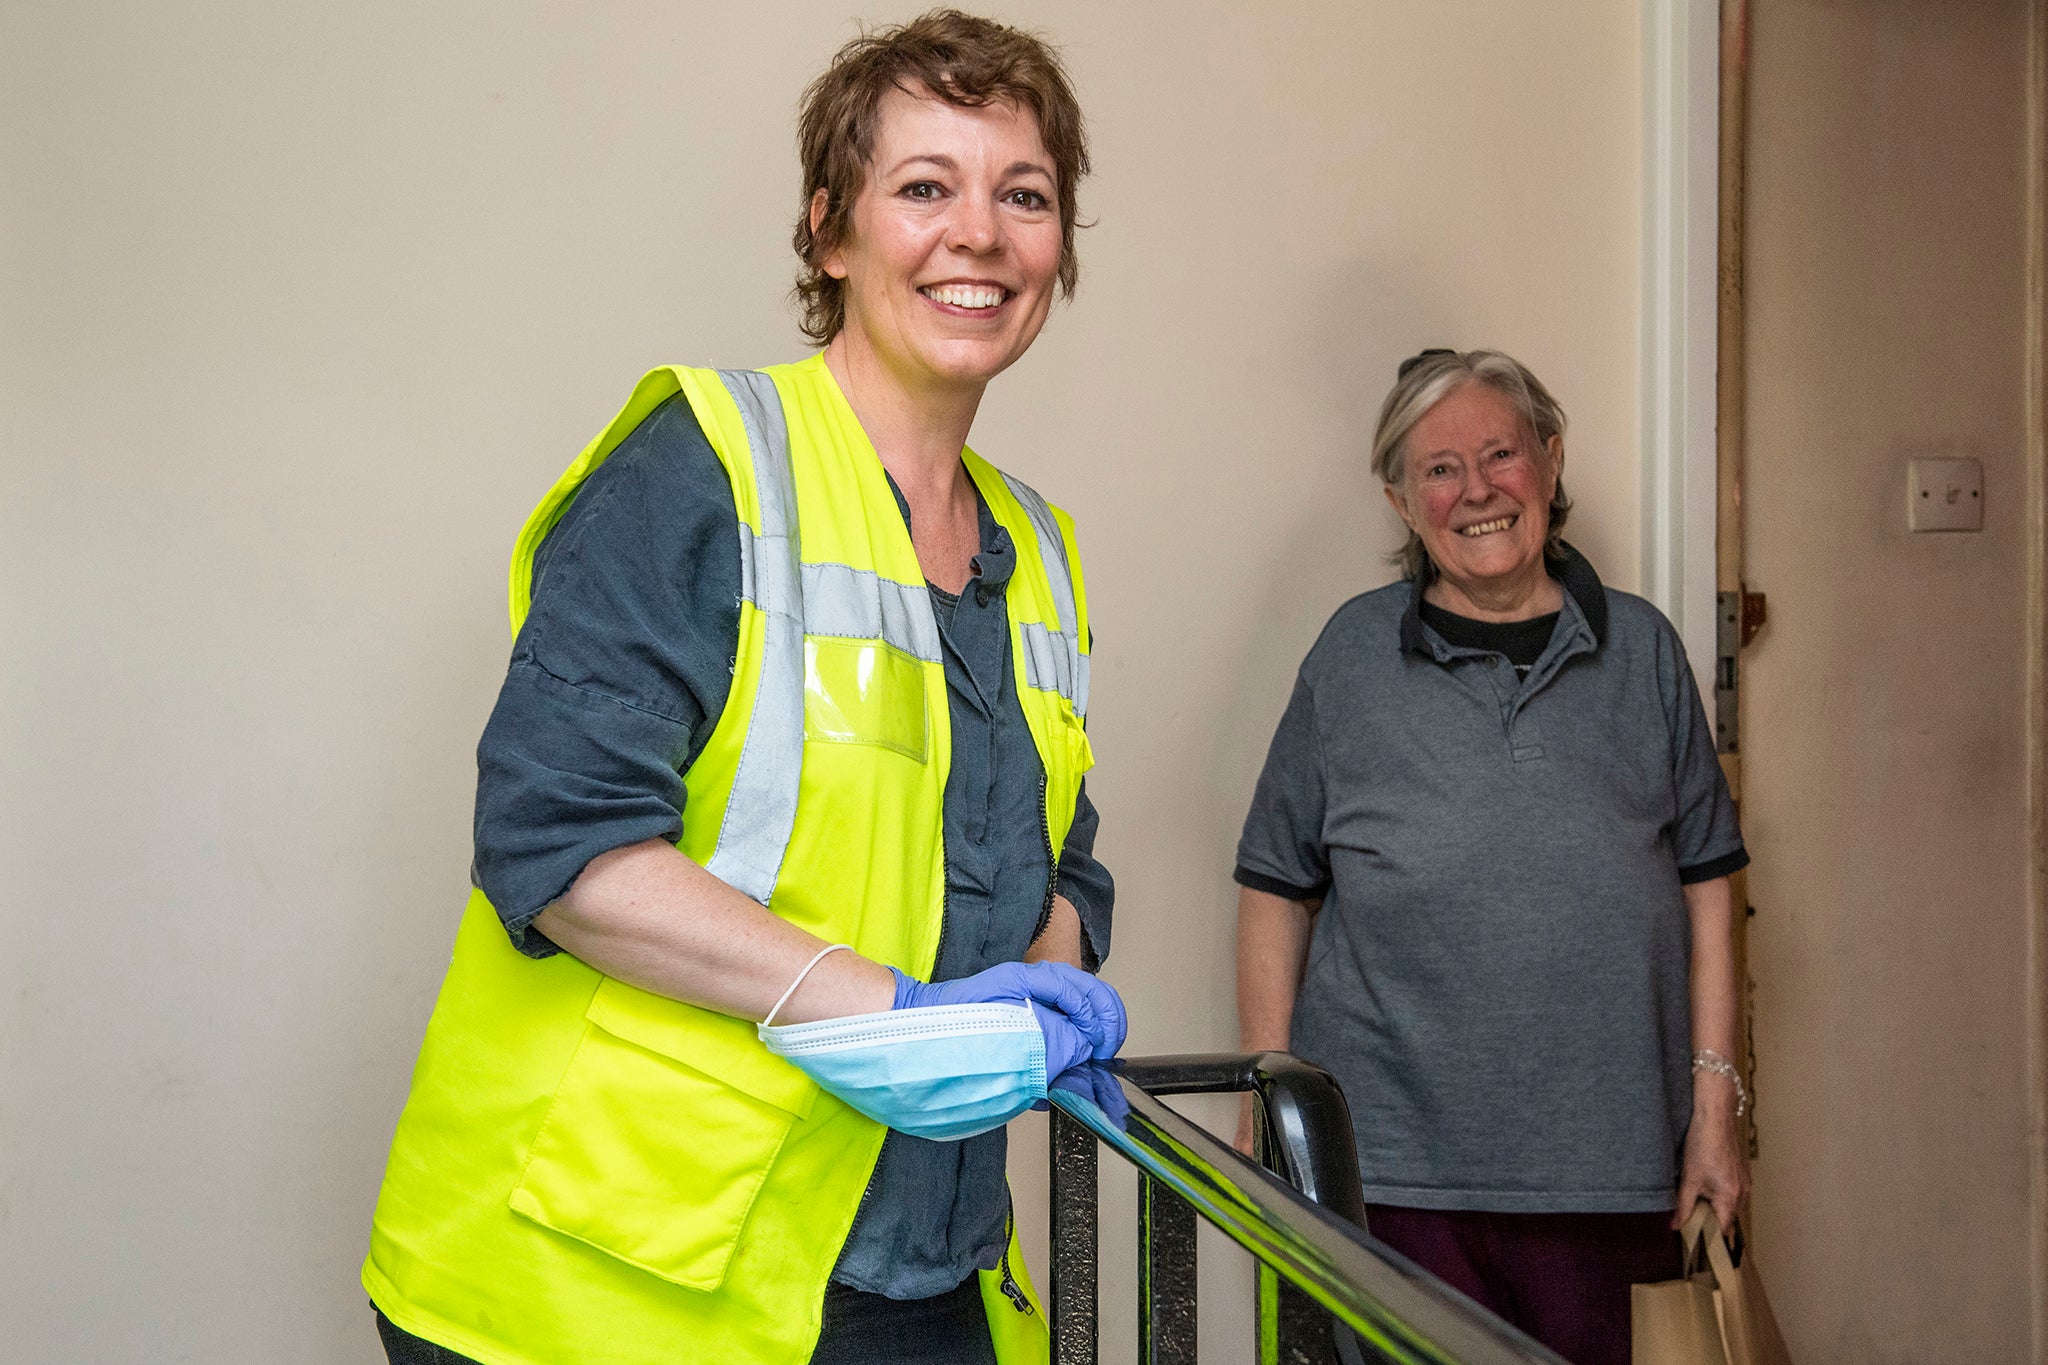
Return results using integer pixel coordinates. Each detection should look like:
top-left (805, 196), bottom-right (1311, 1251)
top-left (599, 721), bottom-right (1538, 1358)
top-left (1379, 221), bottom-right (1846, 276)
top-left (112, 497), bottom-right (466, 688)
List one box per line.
top-left (803, 637), bottom-right (928, 763)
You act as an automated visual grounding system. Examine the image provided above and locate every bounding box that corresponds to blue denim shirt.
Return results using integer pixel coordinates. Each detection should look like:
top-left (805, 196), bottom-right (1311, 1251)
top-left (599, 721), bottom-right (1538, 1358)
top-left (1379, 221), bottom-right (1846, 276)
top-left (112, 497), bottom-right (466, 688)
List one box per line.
top-left (472, 392), bottom-right (1113, 1297)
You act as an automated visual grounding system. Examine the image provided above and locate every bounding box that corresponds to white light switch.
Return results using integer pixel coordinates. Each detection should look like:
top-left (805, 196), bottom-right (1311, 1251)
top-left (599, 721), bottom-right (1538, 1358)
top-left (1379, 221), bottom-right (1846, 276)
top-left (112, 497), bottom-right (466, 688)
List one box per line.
top-left (1908, 457), bottom-right (1983, 532)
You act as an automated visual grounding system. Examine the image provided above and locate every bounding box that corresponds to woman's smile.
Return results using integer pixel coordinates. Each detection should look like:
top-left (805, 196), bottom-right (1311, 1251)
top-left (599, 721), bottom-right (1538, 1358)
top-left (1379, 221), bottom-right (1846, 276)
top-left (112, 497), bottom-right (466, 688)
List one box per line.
top-left (918, 280), bottom-right (1014, 311)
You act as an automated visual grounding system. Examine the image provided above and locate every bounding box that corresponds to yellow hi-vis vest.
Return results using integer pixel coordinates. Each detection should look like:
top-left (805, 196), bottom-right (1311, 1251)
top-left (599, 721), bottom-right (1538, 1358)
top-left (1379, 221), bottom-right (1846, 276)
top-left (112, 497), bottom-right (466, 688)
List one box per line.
top-left (362, 354), bottom-right (1094, 1365)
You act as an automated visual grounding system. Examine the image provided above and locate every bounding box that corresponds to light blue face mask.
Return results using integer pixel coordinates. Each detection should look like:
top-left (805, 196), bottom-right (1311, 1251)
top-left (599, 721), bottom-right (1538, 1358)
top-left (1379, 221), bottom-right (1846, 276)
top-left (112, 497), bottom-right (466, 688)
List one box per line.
top-left (758, 1002), bottom-right (1048, 1142)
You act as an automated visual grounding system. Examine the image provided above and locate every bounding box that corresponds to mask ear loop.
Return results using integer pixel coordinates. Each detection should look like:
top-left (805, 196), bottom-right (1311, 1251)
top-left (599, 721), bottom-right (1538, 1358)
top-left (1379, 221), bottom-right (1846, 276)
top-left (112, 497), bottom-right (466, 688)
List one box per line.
top-left (760, 943), bottom-right (854, 1028)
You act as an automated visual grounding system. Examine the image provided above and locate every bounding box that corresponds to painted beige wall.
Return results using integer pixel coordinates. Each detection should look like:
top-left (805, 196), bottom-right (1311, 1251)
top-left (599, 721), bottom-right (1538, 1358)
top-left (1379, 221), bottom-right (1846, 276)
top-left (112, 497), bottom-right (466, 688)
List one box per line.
top-left (1, 1), bottom-right (1643, 1359)
top-left (1743, 1), bottom-right (2038, 1361)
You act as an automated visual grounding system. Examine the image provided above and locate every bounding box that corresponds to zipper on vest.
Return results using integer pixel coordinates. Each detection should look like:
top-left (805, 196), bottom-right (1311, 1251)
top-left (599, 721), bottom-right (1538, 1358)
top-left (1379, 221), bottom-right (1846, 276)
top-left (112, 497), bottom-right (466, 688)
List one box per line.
top-left (840, 1118), bottom-right (891, 1264)
top-left (1029, 771), bottom-right (1057, 946)
top-left (932, 834), bottom-right (954, 980)
top-left (996, 1208), bottom-right (1033, 1313)
top-left (848, 1146), bottom-right (878, 1237)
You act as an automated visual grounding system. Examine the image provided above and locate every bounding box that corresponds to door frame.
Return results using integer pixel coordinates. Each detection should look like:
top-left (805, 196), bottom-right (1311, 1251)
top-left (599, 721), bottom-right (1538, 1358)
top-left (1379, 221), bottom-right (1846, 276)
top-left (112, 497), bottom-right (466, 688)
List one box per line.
top-left (1639, 0), bottom-right (1723, 705)
top-left (2025, 1), bottom-right (2048, 1357)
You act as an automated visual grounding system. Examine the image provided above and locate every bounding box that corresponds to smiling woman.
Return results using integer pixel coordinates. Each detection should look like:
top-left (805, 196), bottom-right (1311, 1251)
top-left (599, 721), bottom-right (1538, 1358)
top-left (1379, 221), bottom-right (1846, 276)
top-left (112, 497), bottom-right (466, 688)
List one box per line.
top-left (822, 87), bottom-right (1061, 362)
top-left (1370, 349), bottom-right (1574, 619)
top-left (1233, 349), bottom-right (1753, 1365)
top-left (361, 12), bottom-right (1120, 1365)
top-left (793, 18), bottom-right (1088, 347)
top-left (812, 86), bottom-right (1066, 575)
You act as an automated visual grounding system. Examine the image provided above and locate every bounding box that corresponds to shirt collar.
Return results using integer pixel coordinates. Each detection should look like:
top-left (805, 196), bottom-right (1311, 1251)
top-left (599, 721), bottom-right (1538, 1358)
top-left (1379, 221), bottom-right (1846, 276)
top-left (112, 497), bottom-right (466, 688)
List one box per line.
top-left (1399, 540), bottom-right (1607, 657)
top-left (885, 470), bottom-right (1015, 588)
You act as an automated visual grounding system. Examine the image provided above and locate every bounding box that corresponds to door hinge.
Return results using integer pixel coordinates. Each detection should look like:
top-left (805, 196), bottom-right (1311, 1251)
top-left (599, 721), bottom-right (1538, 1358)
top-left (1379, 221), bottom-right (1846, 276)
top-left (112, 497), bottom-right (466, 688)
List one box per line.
top-left (1716, 592), bottom-right (1740, 753)
top-left (1740, 589), bottom-right (1768, 647)
top-left (1714, 587), bottom-right (1766, 755)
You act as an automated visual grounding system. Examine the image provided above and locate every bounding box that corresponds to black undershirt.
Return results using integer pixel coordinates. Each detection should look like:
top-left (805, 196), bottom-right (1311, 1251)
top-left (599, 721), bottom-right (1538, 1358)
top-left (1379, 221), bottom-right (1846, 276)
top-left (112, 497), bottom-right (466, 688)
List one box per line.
top-left (925, 580), bottom-right (959, 630)
top-left (1418, 600), bottom-right (1560, 679)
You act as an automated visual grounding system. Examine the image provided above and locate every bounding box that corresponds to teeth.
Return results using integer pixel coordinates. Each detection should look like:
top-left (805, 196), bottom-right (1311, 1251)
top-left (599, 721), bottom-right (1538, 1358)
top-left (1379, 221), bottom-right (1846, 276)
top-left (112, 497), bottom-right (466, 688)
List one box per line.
top-left (922, 283), bottom-right (1007, 309)
top-left (1461, 516), bottom-right (1515, 536)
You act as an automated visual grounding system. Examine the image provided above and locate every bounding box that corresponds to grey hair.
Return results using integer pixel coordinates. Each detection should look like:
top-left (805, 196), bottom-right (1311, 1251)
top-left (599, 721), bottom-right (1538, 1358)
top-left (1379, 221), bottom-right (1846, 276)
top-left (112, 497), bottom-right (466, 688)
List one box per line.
top-left (1370, 349), bottom-right (1573, 579)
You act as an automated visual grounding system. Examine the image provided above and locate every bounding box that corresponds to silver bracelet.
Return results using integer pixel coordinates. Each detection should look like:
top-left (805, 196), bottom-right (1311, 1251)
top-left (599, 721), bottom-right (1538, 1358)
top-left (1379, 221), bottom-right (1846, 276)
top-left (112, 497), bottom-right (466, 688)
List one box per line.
top-left (1691, 1049), bottom-right (1749, 1119)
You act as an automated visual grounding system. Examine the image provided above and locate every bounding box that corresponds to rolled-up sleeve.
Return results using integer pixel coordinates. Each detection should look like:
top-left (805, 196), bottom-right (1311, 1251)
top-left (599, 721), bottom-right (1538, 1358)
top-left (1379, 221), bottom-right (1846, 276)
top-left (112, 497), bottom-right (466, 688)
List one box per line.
top-left (472, 394), bottom-right (741, 956)
top-left (1234, 674), bottom-right (1332, 902)
top-left (1055, 779), bottom-right (1114, 970)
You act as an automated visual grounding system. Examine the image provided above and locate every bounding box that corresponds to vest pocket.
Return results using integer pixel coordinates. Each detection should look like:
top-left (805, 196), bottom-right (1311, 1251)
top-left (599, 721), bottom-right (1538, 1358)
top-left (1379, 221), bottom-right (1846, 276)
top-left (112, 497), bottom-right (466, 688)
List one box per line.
top-left (803, 637), bottom-right (929, 762)
top-left (508, 979), bottom-right (817, 1292)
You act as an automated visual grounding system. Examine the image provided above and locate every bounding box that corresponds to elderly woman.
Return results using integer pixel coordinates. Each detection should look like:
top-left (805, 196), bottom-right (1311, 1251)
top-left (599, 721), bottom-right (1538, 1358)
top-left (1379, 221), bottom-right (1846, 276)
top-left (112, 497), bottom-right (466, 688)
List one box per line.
top-left (363, 13), bottom-right (1121, 1365)
top-left (1233, 349), bottom-right (1749, 1365)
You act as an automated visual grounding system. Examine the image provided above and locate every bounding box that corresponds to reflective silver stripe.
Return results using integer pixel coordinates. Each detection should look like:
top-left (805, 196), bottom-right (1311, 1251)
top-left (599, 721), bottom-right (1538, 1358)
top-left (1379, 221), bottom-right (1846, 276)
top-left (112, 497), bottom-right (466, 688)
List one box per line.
top-left (999, 472), bottom-right (1089, 718)
top-left (800, 562), bottom-right (942, 663)
top-left (1020, 623), bottom-right (1093, 717)
top-left (999, 473), bottom-right (1076, 631)
top-left (706, 370), bottom-right (805, 905)
top-left (1020, 621), bottom-right (1068, 697)
top-left (735, 529), bottom-right (756, 605)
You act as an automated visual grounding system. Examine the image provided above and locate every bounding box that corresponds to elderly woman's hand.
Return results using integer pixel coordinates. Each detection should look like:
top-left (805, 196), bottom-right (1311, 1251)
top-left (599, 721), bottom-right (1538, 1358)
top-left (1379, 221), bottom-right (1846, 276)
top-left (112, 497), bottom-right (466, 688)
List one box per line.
top-left (1673, 1081), bottom-right (1750, 1235)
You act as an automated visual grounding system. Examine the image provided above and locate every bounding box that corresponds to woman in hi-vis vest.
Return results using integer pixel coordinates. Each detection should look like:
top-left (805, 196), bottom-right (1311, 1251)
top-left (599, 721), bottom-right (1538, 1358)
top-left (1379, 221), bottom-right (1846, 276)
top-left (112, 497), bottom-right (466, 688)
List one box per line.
top-left (364, 12), bottom-right (1124, 1365)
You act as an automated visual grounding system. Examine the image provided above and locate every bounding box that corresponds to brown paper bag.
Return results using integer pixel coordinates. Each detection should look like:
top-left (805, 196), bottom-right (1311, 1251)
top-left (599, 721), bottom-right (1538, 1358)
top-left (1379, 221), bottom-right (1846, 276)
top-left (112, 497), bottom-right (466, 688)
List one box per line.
top-left (1632, 1203), bottom-right (1728, 1365)
top-left (1633, 1202), bottom-right (1794, 1365)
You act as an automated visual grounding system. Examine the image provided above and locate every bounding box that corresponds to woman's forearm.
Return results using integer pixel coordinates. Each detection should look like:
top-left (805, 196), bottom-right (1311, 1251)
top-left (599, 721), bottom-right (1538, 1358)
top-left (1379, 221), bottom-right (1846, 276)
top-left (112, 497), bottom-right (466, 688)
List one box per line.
top-left (1236, 886), bottom-right (1315, 1052)
top-left (1677, 872), bottom-right (1751, 1225)
top-left (1683, 875), bottom-right (1741, 1102)
top-left (534, 838), bottom-right (898, 1025)
top-left (1023, 894), bottom-right (1088, 969)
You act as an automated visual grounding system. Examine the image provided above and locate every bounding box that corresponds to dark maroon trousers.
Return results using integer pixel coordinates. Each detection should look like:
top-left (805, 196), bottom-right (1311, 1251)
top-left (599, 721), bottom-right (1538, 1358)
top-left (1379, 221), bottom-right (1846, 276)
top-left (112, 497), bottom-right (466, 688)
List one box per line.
top-left (1364, 1205), bottom-right (1682, 1365)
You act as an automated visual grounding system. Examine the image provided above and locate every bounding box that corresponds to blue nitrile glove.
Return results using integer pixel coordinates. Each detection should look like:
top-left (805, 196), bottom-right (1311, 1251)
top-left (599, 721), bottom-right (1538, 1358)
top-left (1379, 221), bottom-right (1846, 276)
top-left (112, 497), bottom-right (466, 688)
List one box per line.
top-left (1049, 1061), bottom-right (1131, 1130)
top-left (889, 961), bottom-right (1128, 1083)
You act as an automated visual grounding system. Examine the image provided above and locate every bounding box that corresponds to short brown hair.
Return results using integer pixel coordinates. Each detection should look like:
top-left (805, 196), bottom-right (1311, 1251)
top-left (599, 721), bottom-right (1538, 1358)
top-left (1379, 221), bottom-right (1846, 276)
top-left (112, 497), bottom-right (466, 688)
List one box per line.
top-left (1371, 349), bottom-right (1574, 579)
top-left (792, 9), bottom-right (1090, 345)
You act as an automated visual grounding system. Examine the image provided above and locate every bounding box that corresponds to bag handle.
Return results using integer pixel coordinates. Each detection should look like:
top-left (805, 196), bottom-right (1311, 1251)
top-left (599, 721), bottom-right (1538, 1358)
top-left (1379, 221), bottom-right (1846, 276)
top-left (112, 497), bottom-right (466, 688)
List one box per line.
top-left (1678, 1200), bottom-right (1742, 1285)
top-left (1677, 1200), bottom-right (1715, 1274)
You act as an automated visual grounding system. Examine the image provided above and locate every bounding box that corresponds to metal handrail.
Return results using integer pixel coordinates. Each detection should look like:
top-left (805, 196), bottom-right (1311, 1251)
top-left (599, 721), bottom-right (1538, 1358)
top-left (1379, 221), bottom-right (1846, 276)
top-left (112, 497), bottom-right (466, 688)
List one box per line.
top-left (1121, 1053), bottom-right (1368, 1224)
top-left (1122, 1052), bottom-right (1371, 1365)
top-left (1044, 1057), bottom-right (1568, 1365)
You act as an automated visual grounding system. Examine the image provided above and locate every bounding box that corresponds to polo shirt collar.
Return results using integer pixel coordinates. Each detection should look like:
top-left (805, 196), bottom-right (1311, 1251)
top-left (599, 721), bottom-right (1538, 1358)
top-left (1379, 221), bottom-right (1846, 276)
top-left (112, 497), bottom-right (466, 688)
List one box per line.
top-left (1399, 540), bottom-right (1608, 658)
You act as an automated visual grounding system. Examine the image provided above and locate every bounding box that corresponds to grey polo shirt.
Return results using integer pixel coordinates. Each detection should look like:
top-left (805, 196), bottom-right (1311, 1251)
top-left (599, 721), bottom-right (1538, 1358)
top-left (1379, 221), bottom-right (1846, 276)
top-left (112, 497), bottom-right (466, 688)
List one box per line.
top-left (1235, 547), bottom-right (1746, 1212)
